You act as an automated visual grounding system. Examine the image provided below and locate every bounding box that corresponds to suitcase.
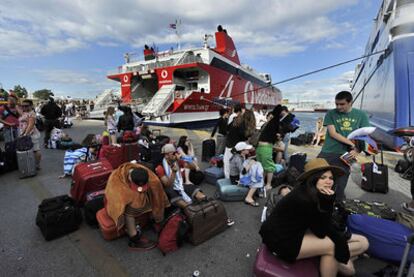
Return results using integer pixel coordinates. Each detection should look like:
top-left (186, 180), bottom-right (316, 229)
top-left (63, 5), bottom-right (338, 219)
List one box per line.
top-left (36, 195), bottom-right (82, 241)
top-left (397, 234), bottom-right (414, 277)
top-left (184, 199), bottom-right (228, 245)
top-left (348, 214), bottom-right (414, 263)
top-left (215, 178), bottom-right (249, 202)
top-left (288, 153), bottom-right (307, 173)
top-left (202, 139), bottom-right (216, 162)
top-left (70, 159), bottom-right (113, 205)
top-left (96, 208), bottom-right (125, 240)
top-left (99, 145), bottom-right (124, 169)
top-left (4, 139), bottom-right (18, 172)
top-left (342, 199), bottom-right (396, 220)
top-left (361, 148), bottom-right (388, 193)
top-left (122, 143), bottom-right (139, 163)
top-left (16, 149), bottom-right (37, 178)
top-left (84, 193), bottom-right (105, 227)
top-left (96, 208), bottom-right (150, 241)
top-left (204, 166), bottom-right (224, 185)
top-left (253, 244), bottom-right (319, 277)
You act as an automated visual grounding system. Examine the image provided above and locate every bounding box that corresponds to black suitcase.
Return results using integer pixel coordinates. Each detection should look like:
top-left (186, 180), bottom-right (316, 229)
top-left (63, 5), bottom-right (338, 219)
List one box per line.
top-left (361, 148), bottom-right (389, 193)
top-left (84, 195), bottom-right (104, 227)
top-left (202, 139), bottom-right (215, 162)
top-left (36, 195), bottom-right (82, 241)
top-left (288, 152), bottom-right (307, 173)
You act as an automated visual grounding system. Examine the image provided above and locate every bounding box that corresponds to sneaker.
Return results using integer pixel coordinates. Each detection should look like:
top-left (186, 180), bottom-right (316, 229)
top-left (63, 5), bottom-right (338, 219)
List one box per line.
top-left (226, 218), bottom-right (235, 227)
top-left (128, 236), bottom-right (156, 251)
top-left (402, 202), bottom-right (414, 213)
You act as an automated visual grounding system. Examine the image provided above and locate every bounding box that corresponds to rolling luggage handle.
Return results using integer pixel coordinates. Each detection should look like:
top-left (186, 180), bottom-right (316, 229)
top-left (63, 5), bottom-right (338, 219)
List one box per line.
top-left (397, 233), bottom-right (414, 277)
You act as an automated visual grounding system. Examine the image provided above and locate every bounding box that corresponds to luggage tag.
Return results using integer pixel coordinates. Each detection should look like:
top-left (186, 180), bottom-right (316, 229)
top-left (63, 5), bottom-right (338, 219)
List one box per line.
top-left (372, 162), bottom-right (382, 175)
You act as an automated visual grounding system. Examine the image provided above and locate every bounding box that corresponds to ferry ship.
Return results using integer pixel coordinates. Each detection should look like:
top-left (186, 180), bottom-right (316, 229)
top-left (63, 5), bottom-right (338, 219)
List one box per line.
top-left (351, 0), bottom-right (414, 148)
top-left (106, 26), bottom-right (282, 127)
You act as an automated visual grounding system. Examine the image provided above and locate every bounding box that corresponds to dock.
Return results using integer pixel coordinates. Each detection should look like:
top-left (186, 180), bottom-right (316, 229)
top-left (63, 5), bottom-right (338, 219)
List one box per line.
top-left (0, 119), bottom-right (411, 276)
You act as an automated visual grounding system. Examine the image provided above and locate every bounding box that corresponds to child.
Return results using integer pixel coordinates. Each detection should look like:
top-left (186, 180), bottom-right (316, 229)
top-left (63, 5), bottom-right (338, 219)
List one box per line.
top-left (105, 106), bottom-right (117, 145)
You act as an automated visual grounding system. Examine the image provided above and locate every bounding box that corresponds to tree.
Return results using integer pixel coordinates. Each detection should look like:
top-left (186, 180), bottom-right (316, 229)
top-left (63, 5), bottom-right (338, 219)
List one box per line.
top-left (33, 89), bottom-right (53, 100)
top-left (13, 85), bottom-right (28, 98)
top-left (0, 87), bottom-right (7, 101)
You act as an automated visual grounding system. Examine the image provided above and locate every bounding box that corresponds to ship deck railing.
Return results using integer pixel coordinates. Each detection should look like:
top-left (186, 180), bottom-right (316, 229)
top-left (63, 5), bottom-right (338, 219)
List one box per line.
top-left (108, 51), bottom-right (204, 76)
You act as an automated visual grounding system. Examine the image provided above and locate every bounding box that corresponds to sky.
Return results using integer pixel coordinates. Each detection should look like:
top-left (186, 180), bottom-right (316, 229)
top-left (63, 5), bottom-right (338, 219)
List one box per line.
top-left (0, 0), bottom-right (380, 102)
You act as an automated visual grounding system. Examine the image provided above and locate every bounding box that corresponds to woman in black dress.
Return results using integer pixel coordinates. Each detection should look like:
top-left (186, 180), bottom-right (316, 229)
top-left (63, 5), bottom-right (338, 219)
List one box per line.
top-left (259, 158), bottom-right (369, 277)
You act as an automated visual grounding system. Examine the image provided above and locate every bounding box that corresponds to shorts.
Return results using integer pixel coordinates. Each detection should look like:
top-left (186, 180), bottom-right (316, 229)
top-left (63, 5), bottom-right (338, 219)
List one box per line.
top-left (256, 144), bottom-right (276, 173)
top-left (31, 132), bottom-right (41, 151)
top-left (164, 184), bottom-right (201, 204)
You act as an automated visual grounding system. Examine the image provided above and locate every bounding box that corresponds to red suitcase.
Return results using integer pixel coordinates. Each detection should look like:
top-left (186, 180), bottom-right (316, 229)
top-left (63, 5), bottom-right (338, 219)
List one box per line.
top-left (122, 143), bottom-right (140, 163)
top-left (70, 159), bottom-right (113, 205)
top-left (96, 208), bottom-right (125, 240)
top-left (97, 208), bottom-right (150, 241)
top-left (99, 145), bottom-right (124, 169)
top-left (253, 244), bottom-right (319, 277)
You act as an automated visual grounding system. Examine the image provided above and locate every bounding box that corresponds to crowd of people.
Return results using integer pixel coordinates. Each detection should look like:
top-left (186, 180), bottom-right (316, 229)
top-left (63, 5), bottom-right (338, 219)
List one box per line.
top-left (2, 90), bottom-right (387, 276)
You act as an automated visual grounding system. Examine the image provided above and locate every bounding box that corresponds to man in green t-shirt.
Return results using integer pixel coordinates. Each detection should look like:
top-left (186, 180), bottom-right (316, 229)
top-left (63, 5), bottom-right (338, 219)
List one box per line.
top-left (318, 91), bottom-right (370, 201)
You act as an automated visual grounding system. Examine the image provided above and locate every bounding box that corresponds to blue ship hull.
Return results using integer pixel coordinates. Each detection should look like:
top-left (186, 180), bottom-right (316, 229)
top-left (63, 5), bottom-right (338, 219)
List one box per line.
top-left (352, 36), bottom-right (414, 148)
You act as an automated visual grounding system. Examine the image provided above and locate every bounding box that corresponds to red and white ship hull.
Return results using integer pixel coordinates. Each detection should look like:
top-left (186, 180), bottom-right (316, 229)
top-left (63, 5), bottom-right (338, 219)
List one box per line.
top-left (107, 27), bottom-right (282, 127)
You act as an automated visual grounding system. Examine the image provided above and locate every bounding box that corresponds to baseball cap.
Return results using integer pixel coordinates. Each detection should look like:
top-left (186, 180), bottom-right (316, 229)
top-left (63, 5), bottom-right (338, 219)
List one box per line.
top-left (234, 142), bottom-right (253, 152)
top-left (161, 143), bottom-right (177, 154)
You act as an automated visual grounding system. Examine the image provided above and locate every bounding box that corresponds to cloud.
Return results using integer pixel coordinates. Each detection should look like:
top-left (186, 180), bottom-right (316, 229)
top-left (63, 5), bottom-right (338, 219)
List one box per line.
top-left (280, 71), bottom-right (354, 102)
top-left (0, 0), bottom-right (360, 58)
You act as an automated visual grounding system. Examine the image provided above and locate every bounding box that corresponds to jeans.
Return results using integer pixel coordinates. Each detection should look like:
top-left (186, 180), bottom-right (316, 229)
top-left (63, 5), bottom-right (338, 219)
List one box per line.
top-left (282, 133), bottom-right (290, 161)
top-left (318, 152), bottom-right (350, 201)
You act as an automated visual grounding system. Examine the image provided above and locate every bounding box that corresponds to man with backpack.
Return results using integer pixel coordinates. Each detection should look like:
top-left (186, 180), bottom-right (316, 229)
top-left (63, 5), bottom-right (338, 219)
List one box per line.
top-left (0, 93), bottom-right (19, 143)
top-left (41, 97), bottom-right (62, 148)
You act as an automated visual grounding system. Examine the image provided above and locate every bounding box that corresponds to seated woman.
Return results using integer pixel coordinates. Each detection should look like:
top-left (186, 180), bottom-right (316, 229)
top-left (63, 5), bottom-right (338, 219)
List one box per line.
top-left (105, 163), bottom-right (170, 250)
top-left (259, 158), bottom-right (369, 276)
top-left (272, 133), bottom-right (285, 166)
top-left (312, 117), bottom-right (326, 146)
top-left (229, 142), bottom-right (264, 207)
top-left (177, 136), bottom-right (200, 185)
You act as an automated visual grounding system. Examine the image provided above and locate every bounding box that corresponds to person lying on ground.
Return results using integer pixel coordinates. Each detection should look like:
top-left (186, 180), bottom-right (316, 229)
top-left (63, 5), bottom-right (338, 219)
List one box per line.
top-left (260, 158), bottom-right (369, 277)
top-left (105, 164), bottom-right (170, 250)
top-left (156, 144), bottom-right (234, 226)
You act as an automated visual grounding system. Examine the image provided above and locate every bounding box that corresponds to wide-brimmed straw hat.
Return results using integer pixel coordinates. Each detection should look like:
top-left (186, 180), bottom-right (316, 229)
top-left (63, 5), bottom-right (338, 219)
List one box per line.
top-left (297, 158), bottom-right (345, 181)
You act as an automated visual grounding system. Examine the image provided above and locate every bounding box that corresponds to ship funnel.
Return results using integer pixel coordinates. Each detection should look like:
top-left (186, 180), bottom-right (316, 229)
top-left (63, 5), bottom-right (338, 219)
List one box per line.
top-left (214, 27), bottom-right (240, 65)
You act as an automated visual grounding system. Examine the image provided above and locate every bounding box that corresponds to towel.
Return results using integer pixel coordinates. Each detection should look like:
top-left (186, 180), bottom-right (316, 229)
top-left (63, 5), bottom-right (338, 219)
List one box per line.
top-left (105, 163), bottom-right (170, 230)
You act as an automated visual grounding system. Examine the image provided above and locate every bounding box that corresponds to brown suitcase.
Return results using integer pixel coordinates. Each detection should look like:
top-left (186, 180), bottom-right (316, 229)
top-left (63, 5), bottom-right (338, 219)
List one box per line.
top-left (184, 199), bottom-right (228, 245)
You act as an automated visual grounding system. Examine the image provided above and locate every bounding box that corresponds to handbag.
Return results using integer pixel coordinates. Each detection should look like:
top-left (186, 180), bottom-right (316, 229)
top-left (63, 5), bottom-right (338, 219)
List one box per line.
top-left (16, 135), bottom-right (34, 151)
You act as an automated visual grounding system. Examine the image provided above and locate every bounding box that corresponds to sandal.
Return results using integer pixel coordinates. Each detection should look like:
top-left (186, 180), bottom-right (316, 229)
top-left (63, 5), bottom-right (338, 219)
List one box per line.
top-left (244, 200), bottom-right (260, 207)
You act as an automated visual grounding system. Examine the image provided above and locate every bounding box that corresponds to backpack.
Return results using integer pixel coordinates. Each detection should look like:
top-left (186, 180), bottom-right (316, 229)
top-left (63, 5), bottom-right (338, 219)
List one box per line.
top-left (288, 116), bottom-right (300, 133)
top-left (157, 212), bottom-right (189, 255)
top-left (261, 188), bottom-right (285, 222)
top-left (342, 199), bottom-right (397, 220)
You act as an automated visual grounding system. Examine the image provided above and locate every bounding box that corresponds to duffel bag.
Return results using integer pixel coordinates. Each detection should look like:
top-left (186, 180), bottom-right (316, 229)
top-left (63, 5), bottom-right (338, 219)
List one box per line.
top-left (342, 199), bottom-right (396, 220)
top-left (347, 214), bottom-right (414, 263)
top-left (36, 195), bottom-right (82, 241)
top-left (184, 199), bottom-right (228, 245)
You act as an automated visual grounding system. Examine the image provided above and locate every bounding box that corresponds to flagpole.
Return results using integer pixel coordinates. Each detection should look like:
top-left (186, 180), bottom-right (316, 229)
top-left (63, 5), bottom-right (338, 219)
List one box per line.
top-left (176, 19), bottom-right (181, 50)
